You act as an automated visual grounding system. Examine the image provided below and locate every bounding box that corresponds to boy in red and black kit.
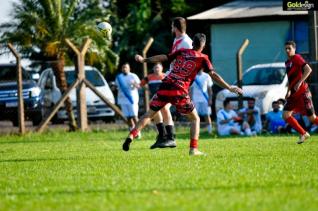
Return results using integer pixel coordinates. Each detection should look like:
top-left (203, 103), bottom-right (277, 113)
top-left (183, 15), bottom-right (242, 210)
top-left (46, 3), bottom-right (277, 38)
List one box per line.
top-left (283, 40), bottom-right (318, 144)
top-left (122, 33), bottom-right (242, 155)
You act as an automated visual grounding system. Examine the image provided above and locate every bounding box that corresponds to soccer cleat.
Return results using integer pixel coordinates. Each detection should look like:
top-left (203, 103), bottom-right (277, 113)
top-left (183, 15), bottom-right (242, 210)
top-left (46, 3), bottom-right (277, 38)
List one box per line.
top-left (122, 138), bottom-right (132, 151)
top-left (189, 148), bottom-right (206, 156)
top-left (150, 135), bottom-right (165, 149)
top-left (157, 139), bottom-right (177, 148)
top-left (297, 132), bottom-right (310, 144)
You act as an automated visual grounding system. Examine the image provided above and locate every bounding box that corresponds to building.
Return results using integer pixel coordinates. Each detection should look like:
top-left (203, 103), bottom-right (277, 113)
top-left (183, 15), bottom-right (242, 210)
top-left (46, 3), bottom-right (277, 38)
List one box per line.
top-left (188, 0), bottom-right (308, 82)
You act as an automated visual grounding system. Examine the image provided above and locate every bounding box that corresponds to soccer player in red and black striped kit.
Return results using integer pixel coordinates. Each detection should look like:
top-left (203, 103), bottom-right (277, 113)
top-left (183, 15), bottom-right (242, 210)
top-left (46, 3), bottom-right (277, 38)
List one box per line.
top-left (122, 33), bottom-right (242, 155)
top-left (283, 41), bottom-right (318, 143)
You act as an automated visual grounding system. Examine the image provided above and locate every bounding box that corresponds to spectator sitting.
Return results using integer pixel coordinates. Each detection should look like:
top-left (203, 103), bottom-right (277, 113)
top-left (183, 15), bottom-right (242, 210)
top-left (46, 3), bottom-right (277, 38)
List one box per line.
top-left (265, 101), bottom-right (286, 133)
top-left (217, 99), bottom-right (253, 136)
top-left (238, 98), bottom-right (262, 134)
top-left (277, 98), bottom-right (286, 111)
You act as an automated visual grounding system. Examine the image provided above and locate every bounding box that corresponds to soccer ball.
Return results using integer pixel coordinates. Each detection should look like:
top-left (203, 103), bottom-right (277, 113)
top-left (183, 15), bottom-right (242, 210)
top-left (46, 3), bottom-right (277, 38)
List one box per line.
top-left (97, 21), bottom-right (112, 38)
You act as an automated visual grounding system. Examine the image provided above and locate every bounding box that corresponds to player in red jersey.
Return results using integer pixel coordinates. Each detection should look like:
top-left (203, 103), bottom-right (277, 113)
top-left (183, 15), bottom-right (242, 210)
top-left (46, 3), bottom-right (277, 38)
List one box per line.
top-left (283, 40), bottom-right (318, 144)
top-left (122, 33), bottom-right (242, 155)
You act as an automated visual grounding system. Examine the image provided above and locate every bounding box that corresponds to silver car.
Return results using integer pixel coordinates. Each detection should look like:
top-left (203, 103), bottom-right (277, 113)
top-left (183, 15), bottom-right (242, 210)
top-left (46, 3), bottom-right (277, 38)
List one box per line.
top-left (38, 66), bottom-right (115, 123)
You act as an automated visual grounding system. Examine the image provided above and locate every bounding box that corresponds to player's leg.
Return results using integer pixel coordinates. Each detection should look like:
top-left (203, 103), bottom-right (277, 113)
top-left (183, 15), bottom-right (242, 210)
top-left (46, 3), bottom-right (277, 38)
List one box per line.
top-left (151, 104), bottom-right (177, 148)
top-left (122, 109), bottom-right (159, 151)
top-left (283, 110), bottom-right (309, 143)
top-left (152, 112), bottom-right (165, 139)
top-left (185, 109), bottom-right (205, 156)
top-left (161, 103), bottom-right (176, 142)
top-left (123, 94), bottom-right (167, 151)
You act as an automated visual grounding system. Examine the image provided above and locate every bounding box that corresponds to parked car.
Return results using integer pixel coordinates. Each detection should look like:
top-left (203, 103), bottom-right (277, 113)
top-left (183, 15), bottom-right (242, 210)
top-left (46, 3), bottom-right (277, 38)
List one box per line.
top-left (38, 66), bottom-right (115, 123)
top-left (215, 62), bottom-right (288, 115)
top-left (0, 63), bottom-right (43, 126)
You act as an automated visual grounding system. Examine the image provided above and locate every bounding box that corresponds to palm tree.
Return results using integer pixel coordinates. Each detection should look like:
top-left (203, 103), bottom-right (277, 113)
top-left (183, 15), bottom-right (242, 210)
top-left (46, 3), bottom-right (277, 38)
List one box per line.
top-left (1, 0), bottom-right (118, 131)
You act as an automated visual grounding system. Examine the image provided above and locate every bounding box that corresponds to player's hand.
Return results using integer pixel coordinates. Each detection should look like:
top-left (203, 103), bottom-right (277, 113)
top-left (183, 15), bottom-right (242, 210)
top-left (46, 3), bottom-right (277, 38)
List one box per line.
top-left (294, 81), bottom-right (302, 91)
top-left (135, 54), bottom-right (144, 63)
top-left (229, 86), bottom-right (243, 95)
top-left (285, 90), bottom-right (291, 99)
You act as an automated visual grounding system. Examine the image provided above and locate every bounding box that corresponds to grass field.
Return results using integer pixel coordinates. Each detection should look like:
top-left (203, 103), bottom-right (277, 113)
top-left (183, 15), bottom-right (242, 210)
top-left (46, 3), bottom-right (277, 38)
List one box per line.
top-left (0, 127), bottom-right (317, 210)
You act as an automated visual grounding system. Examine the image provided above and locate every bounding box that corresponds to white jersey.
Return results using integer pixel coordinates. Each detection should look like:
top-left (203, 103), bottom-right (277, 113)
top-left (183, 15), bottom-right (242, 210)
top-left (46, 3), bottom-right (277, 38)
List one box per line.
top-left (115, 72), bottom-right (140, 105)
top-left (169, 34), bottom-right (193, 71)
top-left (191, 72), bottom-right (213, 103)
top-left (217, 109), bottom-right (239, 130)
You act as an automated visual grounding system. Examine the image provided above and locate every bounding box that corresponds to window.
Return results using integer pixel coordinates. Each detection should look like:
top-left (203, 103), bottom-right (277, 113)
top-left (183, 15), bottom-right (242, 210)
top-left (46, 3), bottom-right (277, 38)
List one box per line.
top-left (65, 69), bottom-right (105, 87)
top-left (242, 67), bottom-right (286, 85)
top-left (0, 65), bottom-right (29, 81)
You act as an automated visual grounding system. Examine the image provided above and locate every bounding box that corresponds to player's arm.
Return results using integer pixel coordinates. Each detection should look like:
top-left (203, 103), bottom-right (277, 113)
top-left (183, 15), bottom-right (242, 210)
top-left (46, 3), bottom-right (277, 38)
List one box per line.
top-left (208, 71), bottom-right (243, 95)
top-left (294, 64), bottom-right (312, 91)
top-left (135, 54), bottom-right (168, 63)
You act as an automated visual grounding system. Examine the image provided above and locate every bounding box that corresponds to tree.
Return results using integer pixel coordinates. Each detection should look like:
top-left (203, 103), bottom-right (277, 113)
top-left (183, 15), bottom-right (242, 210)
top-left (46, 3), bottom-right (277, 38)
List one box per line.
top-left (1, 0), bottom-right (118, 131)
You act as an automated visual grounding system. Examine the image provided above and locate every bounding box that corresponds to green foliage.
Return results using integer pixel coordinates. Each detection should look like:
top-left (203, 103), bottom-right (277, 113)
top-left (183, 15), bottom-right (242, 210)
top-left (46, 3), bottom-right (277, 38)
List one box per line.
top-left (0, 129), bottom-right (318, 210)
top-left (0, 0), bottom-right (119, 74)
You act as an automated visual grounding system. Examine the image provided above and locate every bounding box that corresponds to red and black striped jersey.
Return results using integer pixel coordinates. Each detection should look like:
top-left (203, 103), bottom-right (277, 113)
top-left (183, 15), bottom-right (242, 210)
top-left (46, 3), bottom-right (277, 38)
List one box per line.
top-left (157, 49), bottom-right (214, 97)
top-left (285, 54), bottom-right (308, 97)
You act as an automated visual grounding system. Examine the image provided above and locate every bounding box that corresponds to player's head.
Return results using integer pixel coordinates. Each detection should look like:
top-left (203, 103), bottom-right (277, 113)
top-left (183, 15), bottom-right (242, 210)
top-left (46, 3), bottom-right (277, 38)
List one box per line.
top-left (121, 62), bottom-right (130, 75)
top-left (247, 98), bottom-right (255, 109)
top-left (153, 63), bottom-right (163, 75)
top-left (171, 17), bottom-right (186, 36)
top-left (272, 101), bottom-right (279, 112)
top-left (223, 98), bottom-right (232, 110)
top-left (192, 33), bottom-right (206, 51)
top-left (285, 41), bottom-right (296, 58)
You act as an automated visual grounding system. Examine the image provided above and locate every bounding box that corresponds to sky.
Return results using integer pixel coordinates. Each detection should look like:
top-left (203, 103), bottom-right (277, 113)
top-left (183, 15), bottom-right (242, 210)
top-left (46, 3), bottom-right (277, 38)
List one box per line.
top-left (0, 0), bottom-right (17, 25)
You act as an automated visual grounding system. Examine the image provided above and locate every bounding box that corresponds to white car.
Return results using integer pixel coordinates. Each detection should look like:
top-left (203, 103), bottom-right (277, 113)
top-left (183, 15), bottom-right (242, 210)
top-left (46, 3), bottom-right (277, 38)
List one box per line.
top-left (38, 66), bottom-right (115, 123)
top-left (215, 63), bottom-right (288, 115)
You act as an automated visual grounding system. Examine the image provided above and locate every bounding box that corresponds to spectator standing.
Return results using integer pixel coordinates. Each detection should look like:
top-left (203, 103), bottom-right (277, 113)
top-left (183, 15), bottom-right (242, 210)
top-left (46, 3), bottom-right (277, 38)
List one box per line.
top-left (190, 69), bottom-right (213, 134)
top-left (140, 63), bottom-right (166, 143)
top-left (115, 63), bottom-right (141, 132)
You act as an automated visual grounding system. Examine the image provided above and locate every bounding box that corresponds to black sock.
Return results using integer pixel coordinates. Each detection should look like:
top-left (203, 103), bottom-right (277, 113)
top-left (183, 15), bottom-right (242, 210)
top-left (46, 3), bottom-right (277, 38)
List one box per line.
top-left (156, 123), bottom-right (165, 137)
top-left (165, 125), bottom-right (174, 139)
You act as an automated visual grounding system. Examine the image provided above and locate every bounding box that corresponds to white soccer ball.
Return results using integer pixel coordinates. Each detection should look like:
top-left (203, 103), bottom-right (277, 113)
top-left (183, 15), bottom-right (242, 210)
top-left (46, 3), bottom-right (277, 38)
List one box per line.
top-left (97, 21), bottom-right (112, 38)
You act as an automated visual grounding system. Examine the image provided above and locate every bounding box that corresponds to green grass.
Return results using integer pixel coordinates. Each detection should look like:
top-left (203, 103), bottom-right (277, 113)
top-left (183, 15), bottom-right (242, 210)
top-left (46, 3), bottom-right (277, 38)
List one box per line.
top-left (0, 127), bottom-right (317, 210)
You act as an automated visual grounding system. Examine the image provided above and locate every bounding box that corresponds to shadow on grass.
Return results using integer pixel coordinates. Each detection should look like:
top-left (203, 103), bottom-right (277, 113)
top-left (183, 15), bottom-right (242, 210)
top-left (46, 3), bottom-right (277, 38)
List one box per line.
top-left (1, 181), bottom-right (314, 197)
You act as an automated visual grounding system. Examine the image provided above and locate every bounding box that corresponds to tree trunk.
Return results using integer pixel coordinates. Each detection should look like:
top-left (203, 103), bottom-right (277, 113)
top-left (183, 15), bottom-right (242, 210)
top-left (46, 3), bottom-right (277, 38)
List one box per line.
top-left (51, 55), bottom-right (78, 131)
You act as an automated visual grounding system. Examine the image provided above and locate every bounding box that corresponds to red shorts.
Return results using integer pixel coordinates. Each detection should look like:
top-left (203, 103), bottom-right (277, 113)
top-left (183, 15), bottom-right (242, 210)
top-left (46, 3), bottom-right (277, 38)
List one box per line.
top-left (284, 88), bottom-right (315, 116)
top-left (150, 93), bottom-right (194, 115)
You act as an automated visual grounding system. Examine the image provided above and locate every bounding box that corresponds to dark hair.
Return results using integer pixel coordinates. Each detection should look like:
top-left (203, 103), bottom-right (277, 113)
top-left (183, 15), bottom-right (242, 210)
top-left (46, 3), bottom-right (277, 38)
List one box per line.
top-left (272, 101), bottom-right (278, 106)
top-left (192, 33), bottom-right (206, 49)
top-left (277, 98), bottom-right (286, 104)
top-left (248, 98), bottom-right (255, 102)
top-left (285, 40), bottom-right (296, 48)
top-left (172, 17), bottom-right (186, 33)
top-left (122, 62), bottom-right (130, 67)
top-left (223, 98), bottom-right (231, 107)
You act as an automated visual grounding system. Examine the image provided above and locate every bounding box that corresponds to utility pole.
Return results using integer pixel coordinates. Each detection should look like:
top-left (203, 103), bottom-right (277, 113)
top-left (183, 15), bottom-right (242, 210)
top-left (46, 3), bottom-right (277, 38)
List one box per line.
top-left (309, 11), bottom-right (318, 109)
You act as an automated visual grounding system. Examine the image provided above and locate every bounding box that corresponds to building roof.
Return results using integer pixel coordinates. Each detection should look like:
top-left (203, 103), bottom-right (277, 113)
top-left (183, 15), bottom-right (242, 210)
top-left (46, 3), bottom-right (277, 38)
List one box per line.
top-left (188, 1), bottom-right (308, 20)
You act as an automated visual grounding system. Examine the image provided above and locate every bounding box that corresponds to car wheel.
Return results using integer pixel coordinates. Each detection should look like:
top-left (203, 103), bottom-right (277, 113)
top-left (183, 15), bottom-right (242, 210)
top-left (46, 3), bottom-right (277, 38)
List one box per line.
top-left (103, 117), bottom-right (115, 123)
top-left (32, 113), bottom-right (42, 126)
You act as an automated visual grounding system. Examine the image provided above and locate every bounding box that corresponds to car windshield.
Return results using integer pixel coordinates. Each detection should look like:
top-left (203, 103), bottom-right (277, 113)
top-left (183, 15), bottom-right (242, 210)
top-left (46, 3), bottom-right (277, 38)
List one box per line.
top-left (65, 70), bottom-right (105, 87)
top-left (0, 65), bottom-right (29, 81)
top-left (242, 67), bottom-right (286, 85)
